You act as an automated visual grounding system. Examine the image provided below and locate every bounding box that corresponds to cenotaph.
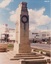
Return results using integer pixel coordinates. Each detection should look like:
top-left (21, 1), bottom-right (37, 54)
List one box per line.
top-left (14, 2), bottom-right (31, 53)
top-left (12, 2), bottom-right (47, 64)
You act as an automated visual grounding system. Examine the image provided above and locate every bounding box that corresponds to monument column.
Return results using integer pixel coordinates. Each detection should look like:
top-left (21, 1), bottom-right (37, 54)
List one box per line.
top-left (14, 2), bottom-right (31, 53)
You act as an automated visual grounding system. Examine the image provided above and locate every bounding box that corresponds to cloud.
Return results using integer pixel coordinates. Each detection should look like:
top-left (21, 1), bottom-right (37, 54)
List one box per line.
top-left (9, 11), bottom-right (15, 14)
top-left (9, 7), bottom-right (51, 32)
top-left (44, 0), bottom-right (50, 2)
top-left (9, 6), bottom-right (21, 22)
top-left (29, 8), bottom-right (51, 31)
top-left (5, 8), bottom-right (10, 11)
top-left (0, 0), bottom-right (13, 8)
top-left (29, 8), bottom-right (51, 25)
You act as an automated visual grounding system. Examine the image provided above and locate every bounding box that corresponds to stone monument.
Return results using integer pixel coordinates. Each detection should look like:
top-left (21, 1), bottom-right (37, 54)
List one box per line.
top-left (12, 2), bottom-right (47, 64)
top-left (14, 2), bottom-right (31, 53)
top-left (15, 2), bottom-right (31, 53)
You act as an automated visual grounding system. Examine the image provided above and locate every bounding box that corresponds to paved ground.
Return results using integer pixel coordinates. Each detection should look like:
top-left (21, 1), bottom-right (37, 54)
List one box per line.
top-left (0, 51), bottom-right (20, 64)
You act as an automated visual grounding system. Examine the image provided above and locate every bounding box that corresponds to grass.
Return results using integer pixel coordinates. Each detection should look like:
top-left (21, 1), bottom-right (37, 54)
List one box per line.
top-left (7, 44), bottom-right (14, 50)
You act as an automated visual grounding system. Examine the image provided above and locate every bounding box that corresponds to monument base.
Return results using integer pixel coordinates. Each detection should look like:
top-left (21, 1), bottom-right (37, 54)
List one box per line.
top-left (14, 42), bottom-right (19, 54)
top-left (11, 53), bottom-right (44, 60)
top-left (13, 42), bottom-right (46, 64)
top-left (11, 53), bottom-right (47, 64)
top-left (19, 43), bottom-right (31, 53)
top-left (14, 41), bottom-right (31, 53)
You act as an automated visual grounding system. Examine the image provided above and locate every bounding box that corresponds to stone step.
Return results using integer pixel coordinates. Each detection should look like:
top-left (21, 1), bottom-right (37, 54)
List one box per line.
top-left (16, 53), bottom-right (36, 55)
top-left (11, 56), bottom-right (44, 60)
top-left (14, 53), bottom-right (42, 58)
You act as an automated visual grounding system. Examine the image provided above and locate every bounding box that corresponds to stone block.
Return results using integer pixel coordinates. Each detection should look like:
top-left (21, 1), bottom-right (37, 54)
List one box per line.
top-left (21, 59), bottom-right (47, 64)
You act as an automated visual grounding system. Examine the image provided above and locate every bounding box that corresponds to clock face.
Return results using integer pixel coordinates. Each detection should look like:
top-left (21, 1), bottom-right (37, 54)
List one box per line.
top-left (21, 15), bottom-right (28, 23)
top-left (22, 17), bottom-right (27, 22)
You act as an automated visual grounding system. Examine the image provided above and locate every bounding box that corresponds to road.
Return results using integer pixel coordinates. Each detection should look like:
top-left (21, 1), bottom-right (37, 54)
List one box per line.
top-left (31, 43), bottom-right (51, 51)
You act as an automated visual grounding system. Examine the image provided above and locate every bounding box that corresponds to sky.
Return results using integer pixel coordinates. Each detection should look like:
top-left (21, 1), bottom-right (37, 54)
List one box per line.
top-left (0, 0), bottom-right (51, 32)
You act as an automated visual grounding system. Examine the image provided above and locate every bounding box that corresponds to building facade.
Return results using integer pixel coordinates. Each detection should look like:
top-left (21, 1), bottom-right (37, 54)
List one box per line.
top-left (29, 30), bottom-right (51, 43)
top-left (0, 24), bottom-right (15, 43)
